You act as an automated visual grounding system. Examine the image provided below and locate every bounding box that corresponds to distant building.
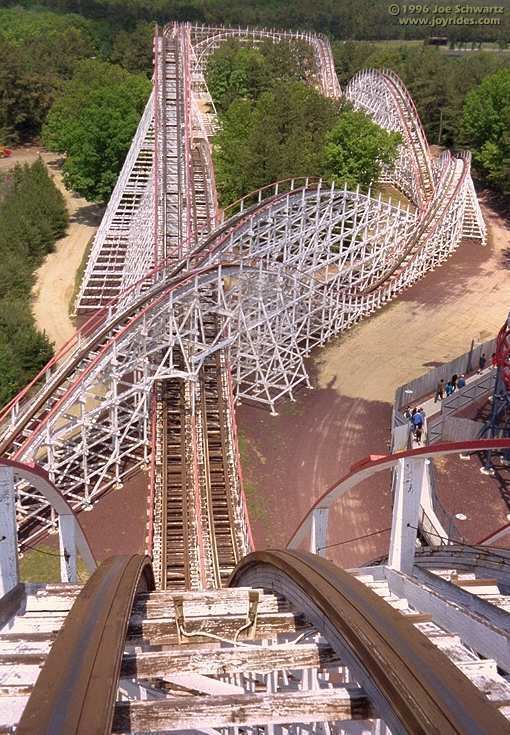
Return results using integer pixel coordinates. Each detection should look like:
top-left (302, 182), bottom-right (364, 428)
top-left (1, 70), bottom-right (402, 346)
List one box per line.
top-left (425, 36), bottom-right (448, 46)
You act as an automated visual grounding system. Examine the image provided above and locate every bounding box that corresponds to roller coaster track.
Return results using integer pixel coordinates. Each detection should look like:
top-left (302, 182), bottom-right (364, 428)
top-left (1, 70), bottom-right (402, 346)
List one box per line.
top-left (4, 548), bottom-right (510, 733)
top-left (0, 26), bottom-right (503, 729)
top-left (0, 21), bottom-right (487, 561)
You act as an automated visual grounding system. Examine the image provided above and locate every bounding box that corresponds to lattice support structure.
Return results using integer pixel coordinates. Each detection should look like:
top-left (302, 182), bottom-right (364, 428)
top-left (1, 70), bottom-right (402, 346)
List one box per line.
top-left (0, 24), bottom-right (487, 554)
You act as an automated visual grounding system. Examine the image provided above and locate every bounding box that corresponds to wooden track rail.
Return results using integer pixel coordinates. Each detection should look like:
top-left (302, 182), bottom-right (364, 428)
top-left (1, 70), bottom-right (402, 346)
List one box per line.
top-left (231, 550), bottom-right (510, 735)
top-left (14, 552), bottom-right (510, 734)
top-left (16, 556), bottom-right (154, 735)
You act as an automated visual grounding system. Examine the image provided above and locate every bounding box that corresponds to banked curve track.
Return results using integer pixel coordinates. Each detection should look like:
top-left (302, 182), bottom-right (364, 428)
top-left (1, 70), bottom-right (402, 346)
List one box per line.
top-left (0, 24), bottom-right (487, 562)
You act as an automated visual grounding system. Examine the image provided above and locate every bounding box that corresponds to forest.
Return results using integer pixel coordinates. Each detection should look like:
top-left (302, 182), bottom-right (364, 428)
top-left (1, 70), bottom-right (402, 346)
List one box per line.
top-left (0, 161), bottom-right (68, 406)
top-left (206, 40), bottom-right (401, 205)
top-left (3, 0), bottom-right (510, 42)
top-left (1, 5), bottom-right (508, 193)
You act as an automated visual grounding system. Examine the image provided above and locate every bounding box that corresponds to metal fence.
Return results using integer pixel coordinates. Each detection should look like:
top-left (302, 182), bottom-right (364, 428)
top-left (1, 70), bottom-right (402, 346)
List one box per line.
top-left (394, 337), bottom-right (496, 414)
top-left (427, 369), bottom-right (496, 443)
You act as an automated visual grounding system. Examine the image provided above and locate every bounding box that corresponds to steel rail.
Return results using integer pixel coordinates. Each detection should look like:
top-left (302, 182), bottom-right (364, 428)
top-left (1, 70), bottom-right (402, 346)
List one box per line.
top-left (16, 555), bottom-right (154, 735)
top-left (287, 438), bottom-right (510, 551)
top-left (230, 549), bottom-right (510, 734)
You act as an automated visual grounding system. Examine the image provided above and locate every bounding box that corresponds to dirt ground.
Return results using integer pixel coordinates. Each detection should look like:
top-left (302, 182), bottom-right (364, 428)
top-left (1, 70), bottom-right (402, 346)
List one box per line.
top-left (7, 142), bottom-right (508, 565)
top-left (238, 194), bottom-right (510, 567)
top-left (1, 146), bottom-right (103, 348)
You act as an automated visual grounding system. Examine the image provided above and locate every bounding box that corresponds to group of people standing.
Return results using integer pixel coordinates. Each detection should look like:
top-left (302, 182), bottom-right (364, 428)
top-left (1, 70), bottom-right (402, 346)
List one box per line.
top-left (434, 351), bottom-right (493, 403)
top-left (403, 406), bottom-right (426, 444)
top-left (434, 372), bottom-right (466, 402)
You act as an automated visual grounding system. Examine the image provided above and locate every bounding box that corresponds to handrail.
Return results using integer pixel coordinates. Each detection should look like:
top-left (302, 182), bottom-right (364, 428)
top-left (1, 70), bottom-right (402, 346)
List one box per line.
top-left (230, 550), bottom-right (508, 734)
top-left (287, 438), bottom-right (510, 552)
top-left (17, 555), bottom-right (154, 735)
top-left (1, 459), bottom-right (96, 567)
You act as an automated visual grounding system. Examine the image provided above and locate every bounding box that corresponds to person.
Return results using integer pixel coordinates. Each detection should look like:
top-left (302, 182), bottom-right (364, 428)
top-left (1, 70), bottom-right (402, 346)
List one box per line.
top-left (419, 407), bottom-right (426, 422)
top-left (492, 352), bottom-right (497, 368)
top-left (457, 374), bottom-right (466, 389)
top-left (445, 380), bottom-right (453, 397)
top-left (412, 409), bottom-right (423, 431)
top-left (435, 379), bottom-right (444, 402)
top-left (415, 425), bottom-right (423, 444)
top-left (478, 353), bottom-right (487, 373)
top-left (403, 405), bottom-right (412, 420)
top-left (451, 374), bottom-right (458, 391)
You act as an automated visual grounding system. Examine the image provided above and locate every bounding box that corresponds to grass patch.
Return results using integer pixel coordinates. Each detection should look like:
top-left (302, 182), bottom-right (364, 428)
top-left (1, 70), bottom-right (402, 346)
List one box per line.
top-left (238, 430), bottom-right (268, 523)
top-left (20, 544), bottom-right (91, 584)
top-left (374, 184), bottom-right (414, 211)
top-left (243, 478), bottom-right (267, 523)
top-left (238, 431), bottom-right (252, 469)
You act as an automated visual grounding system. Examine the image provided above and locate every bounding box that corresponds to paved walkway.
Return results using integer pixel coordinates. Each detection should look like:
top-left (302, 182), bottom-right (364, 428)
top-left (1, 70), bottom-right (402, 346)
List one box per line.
top-left (406, 365), bottom-right (495, 425)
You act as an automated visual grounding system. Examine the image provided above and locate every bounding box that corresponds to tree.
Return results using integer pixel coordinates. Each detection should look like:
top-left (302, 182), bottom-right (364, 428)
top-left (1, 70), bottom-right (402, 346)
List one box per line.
top-left (206, 39), bottom-right (316, 114)
top-left (0, 8), bottom-right (100, 143)
top-left (110, 21), bottom-right (154, 75)
top-left (0, 159), bottom-right (68, 407)
top-left (462, 69), bottom-right (510, 191)
top-left (43, 59), bottom-right (151, 201)
top-left (213, 81), bottom-right (340, 205)
top-left (321, 109), bottom-right (401, 190)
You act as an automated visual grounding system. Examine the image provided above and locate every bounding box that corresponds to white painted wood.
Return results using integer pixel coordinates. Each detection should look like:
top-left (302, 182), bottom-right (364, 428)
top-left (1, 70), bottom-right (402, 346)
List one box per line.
top-left (164, 672), bottom-right (245, 695)
top-left (384, 567), bottom-right (510, 672)
top-left (58, 514), bottom-right (77, 584)
top-left (388, 458), bottom-right (426, 574)
top-left (0, 695), bottom-right (28, 728)
top-left (309, 509), bottom-right (329, 556)
top-left (0, 467), bottom-right (18, 598)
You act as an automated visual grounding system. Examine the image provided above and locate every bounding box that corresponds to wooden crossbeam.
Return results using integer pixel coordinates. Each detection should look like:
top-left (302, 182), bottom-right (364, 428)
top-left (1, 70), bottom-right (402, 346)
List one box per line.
top-left (127, 612), bottom-right (305, 646)
top-left (122, 643), bottom-right (340, 678)
top-left (112, 688), bottom-right (373, 732)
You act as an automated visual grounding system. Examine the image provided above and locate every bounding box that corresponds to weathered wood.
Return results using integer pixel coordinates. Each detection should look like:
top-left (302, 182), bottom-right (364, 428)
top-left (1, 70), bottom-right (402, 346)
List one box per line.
top-left (112, 688), bottom-right (374, 732)
top-left (122, 643), bottom-right (340, 678)
top-left (133, 592), bottom-right (287, 618)
top-left (400, 613), bottom-right (433, 624)
top-left (0, 654), bottom-right (45, 667)
top-left (0, 633), bottom-right (55, 643)
top-left (0, 665), bottom-right (41, 686)
top-left (162, 673), bottom-right (245, 695)
top-left (0, 584), bottom-right (25, 631)
top-left (0, 686), bottom-right (33, 698)
top-left (127, 612), bottom-right (306, 646)
top-left (0, 695), bottom-right (28, 729)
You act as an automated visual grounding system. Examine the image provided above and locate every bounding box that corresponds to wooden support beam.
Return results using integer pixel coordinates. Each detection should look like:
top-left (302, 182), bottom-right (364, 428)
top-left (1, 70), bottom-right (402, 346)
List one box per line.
top-left (112, 688), bottom-right (374, 732)
top-left (122, 643), bottom-right (340, 678)
top-left (127, 612), bottom-right (305, 646)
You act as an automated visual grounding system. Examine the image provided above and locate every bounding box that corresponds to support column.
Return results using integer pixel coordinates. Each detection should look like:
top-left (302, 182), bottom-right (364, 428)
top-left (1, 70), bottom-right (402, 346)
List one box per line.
top-left (388, 457), bottom-right (426, 574)
top-left (58, 514), bottom-right (77, 584)
top-left (309, 508), bottom-right (329, 556)
top-left (0, 466), bottom-right (19, 597)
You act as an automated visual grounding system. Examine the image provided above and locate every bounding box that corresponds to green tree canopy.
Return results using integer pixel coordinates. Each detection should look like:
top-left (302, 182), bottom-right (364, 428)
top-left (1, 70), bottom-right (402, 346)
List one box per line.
top-left (321, 109), bottom-right (401, 190)
top-left (109, 21), bottom-right (154, 75)
top-left (206, 39), bottom-right (316, 113)
top-left (0, 159), bottom-right (68, 406)
top-left (43, 59), bottom-right (151, 201)
top-left (213, 80), bottom-right (340, 205)
top-left (0, 8), bottom-right (100, 143)
top-left (462, 69), bottom-right (510, 191)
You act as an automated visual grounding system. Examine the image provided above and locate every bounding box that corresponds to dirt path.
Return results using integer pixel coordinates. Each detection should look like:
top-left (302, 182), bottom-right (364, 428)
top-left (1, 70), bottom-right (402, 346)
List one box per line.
top-left (1, 146), bottom-right (103, 349)
top-left (238, 195), bottom-right (510, 566)
top-left (314, 197), bottom-right (509, 403)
